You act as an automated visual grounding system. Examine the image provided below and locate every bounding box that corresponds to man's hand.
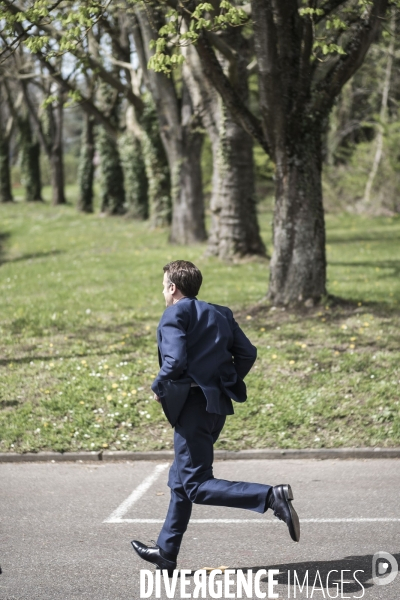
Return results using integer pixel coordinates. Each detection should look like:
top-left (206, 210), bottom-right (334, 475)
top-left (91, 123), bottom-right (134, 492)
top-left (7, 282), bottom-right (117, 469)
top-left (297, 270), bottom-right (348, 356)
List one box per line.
top-left (153, 393), bottom-right (161, 404)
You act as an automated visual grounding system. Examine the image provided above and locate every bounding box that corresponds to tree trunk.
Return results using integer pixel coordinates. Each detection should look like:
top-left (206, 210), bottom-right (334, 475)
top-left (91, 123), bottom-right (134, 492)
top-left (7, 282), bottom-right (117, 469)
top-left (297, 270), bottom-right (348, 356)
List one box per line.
top-left (183, 40), bottom-right (264, 258)
top-left (50, 94), bottom-right (66, 206)
top-left (120, 133), bottom-right (148, 219)
top-left (169, 84), bottom-right (206, 244)
top-left (120, 105), bottom-right (149, 220)
top-left (134, 6), bottom-right (206, 240)
top-left (0, 82), bottom-right (14, 203)
top-left (177, 0), bottom-right (387, 301)
top-left (207, 33), bottom-right (265, 260)
top-left (268, 135), bottom-right (326, 306)
top-left (130, 20), bottom-right (171, 227)
top-left (77, 113), bottom-right (95, 213)
top-left (97, 126), bottom-right (126, 215)
top-left (23, 140), bottom-right (42, 202)
top-left (20, 81), bottom-right (65, 204)
top-left (50, 147), bottom-right (66, 206)
top-left (169, 130), bottom-right (205, 243)
top-left (207, 101), bottom-right (266, 259)
top-left (362, 10), bottom-right (395, 209)
top-left (0, 134), bottom-right (13, 203)
top-left (18, 113), bottom-right (43, 202)
top-left (138, 96), bottom-right (171, 227)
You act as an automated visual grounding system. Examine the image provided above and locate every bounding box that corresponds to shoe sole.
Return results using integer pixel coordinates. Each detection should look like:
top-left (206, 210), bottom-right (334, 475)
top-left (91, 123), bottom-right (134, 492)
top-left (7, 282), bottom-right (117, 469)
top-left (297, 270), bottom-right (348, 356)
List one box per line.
top-left (283, 484), bottom-right (301, 542)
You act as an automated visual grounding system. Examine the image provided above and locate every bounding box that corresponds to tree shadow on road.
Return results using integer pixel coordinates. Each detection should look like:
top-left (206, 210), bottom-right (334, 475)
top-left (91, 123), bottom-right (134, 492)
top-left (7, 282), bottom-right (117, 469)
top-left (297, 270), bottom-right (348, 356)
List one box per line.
top-left (182, 552), bottom-right (400, 594)
top-left (240, 552), bottom-right (400, 594)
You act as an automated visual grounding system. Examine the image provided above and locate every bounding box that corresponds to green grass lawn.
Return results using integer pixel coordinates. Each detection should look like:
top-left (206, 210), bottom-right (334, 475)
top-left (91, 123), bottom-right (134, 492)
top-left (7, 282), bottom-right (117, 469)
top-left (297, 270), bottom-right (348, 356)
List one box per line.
top-left (1, 189), bottom-right (400, 453)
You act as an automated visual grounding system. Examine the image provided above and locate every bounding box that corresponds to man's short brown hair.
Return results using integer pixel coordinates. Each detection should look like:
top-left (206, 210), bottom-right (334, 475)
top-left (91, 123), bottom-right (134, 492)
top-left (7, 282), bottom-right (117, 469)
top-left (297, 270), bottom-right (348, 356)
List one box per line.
top-left (163, 260), bottom-right (203, 297)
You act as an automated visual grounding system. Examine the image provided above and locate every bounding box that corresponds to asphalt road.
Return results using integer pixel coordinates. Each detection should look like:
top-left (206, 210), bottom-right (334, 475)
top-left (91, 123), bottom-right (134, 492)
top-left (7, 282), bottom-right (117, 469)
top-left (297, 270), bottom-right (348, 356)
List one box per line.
top-left (1, 459), bottom-right (399, 600)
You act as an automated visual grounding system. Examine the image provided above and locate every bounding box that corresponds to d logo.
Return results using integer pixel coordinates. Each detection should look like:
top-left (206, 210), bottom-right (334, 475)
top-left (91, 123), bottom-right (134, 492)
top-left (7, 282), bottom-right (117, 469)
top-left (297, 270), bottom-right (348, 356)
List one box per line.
top-left (372, 552), bottom-right (398, 586)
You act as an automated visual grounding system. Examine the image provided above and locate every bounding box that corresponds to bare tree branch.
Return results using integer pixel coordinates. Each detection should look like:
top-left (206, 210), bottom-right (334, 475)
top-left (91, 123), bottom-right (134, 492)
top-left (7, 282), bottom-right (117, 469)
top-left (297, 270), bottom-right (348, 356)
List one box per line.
top-left (1, 82), bottom-right (22, 140)
top-left (206, 31), bottom-right (237, 64)
top-left (2, 19), bottom-right (119, 139)
top-left (271, 0), bottom-right (302, 105)
top-left (313, 0), bottom-right (389, 116)
top-left (130, 11), bottom-right (151, 88)
top-left (134, 3), bottom-right (181, 150)
top-left (162, 0), bottom-right (268, 152)
top-left (297, 11), bottom-right (313, 106)
top-left (252, 0), bottom-right (285, 157)
top-left (195, 29), bottom-right (269, 153)
top-left (19, 77), bottom-right (50, 155)
top-left (0, 0), bottom-right (65, 61)
top-left (1, 0), bottom-right (144, 114)
top-left (38, 52), bottom-right (118, 138)
top-left (315, 0), bottom-right (349, 24)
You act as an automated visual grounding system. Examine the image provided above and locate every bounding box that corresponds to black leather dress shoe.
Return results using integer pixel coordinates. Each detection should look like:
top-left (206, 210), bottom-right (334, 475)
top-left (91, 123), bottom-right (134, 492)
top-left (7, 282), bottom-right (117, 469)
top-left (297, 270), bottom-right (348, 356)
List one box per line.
top-left (268, 484), bottom-right (300, 542)
top-left (131, 540), bottom-right (176, 576)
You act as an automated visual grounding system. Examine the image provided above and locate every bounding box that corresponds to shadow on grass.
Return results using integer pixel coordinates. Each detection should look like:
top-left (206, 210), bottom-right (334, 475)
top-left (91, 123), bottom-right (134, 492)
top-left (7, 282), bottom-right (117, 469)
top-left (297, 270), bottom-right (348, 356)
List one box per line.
top-left (0, 349), bottom-right (127, 366)
top-left (0, 232), bottom-right (11, 265)
top-left (328, 232), bottom-right (400, 244)
top-left (0, 326), bottom-right (152, 366)
top-left (3, 249), bottom-right (64, 264)
top-left (239, 296), bottom-right (400, 325)
top-left (330, 259), bottom-right (400, 277)
top-left (326, 297), bottom-right (400, 318)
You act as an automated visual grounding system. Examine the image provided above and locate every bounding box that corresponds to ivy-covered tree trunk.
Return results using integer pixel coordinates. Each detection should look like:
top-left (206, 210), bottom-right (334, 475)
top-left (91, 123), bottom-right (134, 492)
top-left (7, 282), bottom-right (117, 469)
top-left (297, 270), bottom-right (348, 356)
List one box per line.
top-left (0, 134), bottom-right (13, 203)
top-left (139, 96), bottom-right (170, 227)
top-left (97, 126), bottom-right (126, 215)
top-left (169, 83), bottom-right (206, 244)
top-left (18, 114), bottom-right (43, 202)
top-left (119, 130), bottom-right (148, 220)
top-left (131, 12), bottom-right (172, 227)
top-left (77, 113), bottom-right (95, 213)
top-left (95, 72), bottom-right (126, 216)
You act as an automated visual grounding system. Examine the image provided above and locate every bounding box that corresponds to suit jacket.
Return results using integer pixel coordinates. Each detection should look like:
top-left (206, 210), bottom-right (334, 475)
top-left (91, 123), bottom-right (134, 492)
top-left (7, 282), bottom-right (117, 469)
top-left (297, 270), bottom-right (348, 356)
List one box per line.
top-left (151, 297), bottom-right (257, 415)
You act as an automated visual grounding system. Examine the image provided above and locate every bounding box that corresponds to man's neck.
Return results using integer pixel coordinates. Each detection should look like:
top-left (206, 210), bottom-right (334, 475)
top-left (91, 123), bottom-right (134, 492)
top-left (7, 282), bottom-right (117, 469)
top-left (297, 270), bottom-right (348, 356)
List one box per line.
top-left (173, 296), bottom-right (187, 305)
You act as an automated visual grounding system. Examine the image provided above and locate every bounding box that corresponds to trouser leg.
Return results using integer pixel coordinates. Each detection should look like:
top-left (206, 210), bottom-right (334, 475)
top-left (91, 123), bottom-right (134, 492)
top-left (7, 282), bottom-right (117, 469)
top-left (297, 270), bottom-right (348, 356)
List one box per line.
top-left (157, 390), bottom-right (272, 557)
top-left (176, 391), bottom-right (272, 512)
top-left (156, 461), bottom-right (192, 557)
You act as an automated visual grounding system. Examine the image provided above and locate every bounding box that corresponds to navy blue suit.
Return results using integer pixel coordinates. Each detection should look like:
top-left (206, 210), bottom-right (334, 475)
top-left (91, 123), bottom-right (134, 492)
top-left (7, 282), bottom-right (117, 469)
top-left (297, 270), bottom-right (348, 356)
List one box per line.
top-left (151, 297), bottom-right (271, 557)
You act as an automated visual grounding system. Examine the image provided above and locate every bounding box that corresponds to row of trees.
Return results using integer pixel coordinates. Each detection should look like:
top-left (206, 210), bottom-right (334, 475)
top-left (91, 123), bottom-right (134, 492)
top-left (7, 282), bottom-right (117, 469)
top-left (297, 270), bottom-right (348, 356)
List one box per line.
top-left (324, 10), bottom-right (400, 214)
top-left (0, 0), bottom-right (399, 304)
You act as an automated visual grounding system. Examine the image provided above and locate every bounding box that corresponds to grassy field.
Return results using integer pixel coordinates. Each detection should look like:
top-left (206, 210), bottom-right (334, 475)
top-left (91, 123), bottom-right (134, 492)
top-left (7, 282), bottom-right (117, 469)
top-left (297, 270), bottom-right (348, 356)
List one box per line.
top-left (1, 187), bottom-right (400, 453)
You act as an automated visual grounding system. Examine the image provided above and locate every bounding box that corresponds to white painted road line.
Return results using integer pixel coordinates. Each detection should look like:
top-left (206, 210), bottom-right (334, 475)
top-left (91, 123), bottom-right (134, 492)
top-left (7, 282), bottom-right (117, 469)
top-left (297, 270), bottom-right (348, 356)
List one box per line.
top-left (103, 466), bottom-right (400, 525)
top-left (103, 463), bottom-right (169, 523)
top-left (108, 518), bottom-right (400, 524)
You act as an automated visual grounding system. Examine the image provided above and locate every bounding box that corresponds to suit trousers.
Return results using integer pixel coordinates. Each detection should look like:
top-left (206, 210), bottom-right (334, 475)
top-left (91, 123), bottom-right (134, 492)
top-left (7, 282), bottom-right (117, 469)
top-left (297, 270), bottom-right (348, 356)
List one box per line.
top-left (156, 388), bottom-right (272, 557)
